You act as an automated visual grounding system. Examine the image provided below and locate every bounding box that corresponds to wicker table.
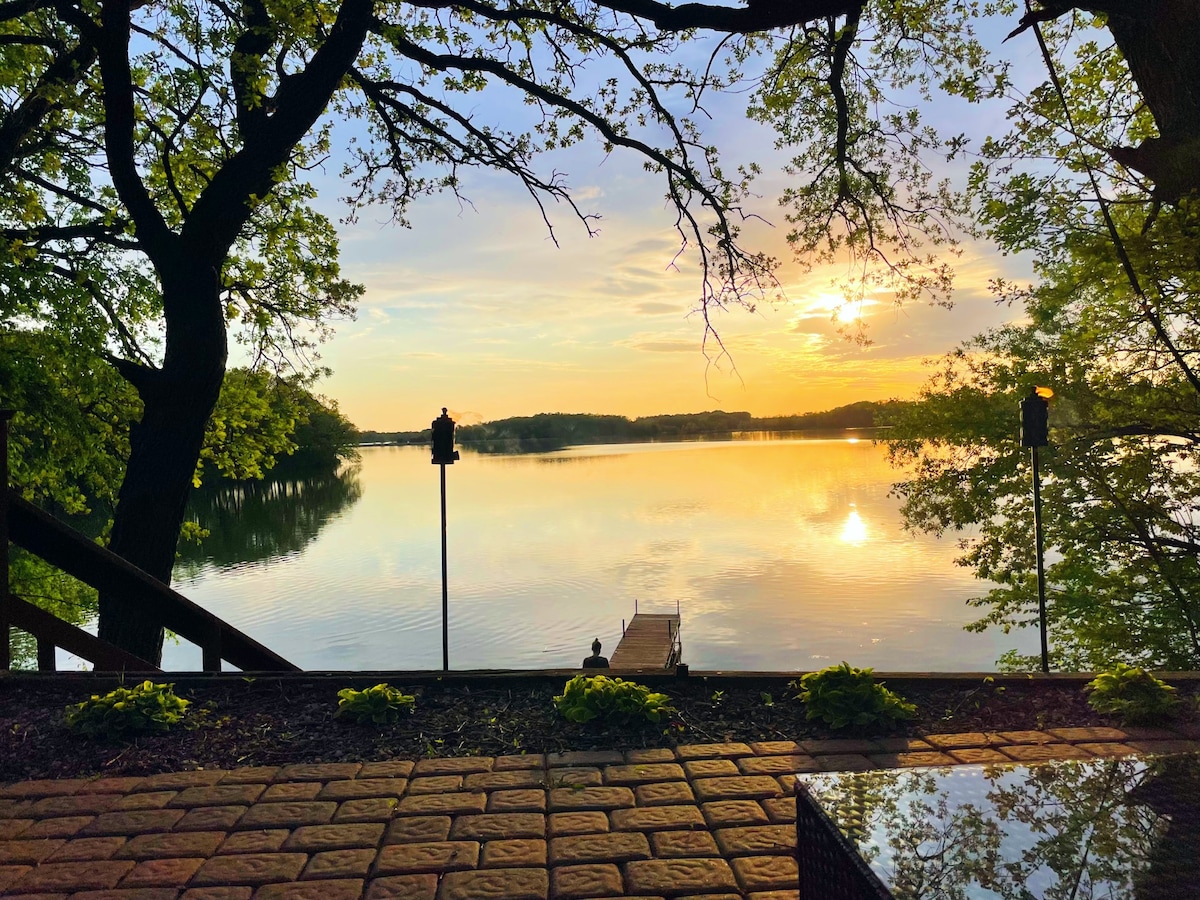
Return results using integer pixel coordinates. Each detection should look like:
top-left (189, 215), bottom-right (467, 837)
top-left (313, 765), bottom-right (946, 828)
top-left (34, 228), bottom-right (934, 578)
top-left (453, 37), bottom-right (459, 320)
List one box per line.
top-left (794, 753), bottom-right (1200, 899)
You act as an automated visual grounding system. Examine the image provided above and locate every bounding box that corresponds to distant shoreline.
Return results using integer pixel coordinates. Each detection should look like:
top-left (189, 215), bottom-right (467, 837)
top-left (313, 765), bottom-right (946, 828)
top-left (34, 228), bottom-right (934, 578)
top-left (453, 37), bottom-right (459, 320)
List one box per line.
top-left (360, 425), bottom-right (889, 452)
top-left (359, 401), bottom-right (904, 450)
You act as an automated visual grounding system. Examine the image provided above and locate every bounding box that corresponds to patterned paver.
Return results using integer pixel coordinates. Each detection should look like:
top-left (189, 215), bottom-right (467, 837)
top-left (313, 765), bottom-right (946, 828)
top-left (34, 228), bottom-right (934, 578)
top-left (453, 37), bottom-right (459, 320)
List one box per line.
top-left (0, 728), bottom-right (1190, 899)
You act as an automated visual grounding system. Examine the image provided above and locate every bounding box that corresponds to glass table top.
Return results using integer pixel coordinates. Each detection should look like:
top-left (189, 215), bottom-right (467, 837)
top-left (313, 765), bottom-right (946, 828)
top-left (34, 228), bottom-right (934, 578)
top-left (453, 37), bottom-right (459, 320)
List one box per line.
top-left (796, 754), bottom-right (1200, 899)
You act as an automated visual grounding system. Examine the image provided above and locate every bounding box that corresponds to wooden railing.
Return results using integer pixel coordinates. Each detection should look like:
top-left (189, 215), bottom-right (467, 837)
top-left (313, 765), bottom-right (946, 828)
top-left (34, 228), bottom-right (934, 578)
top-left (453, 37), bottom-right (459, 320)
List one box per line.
top-left (2, 410), bottom-right (299, 673)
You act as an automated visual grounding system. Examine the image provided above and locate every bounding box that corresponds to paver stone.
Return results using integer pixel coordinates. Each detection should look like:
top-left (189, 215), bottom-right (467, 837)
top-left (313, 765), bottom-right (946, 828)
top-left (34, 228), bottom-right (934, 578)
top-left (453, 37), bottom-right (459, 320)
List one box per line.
top-left (174, 806), bottom-right (248, 832)
top-left (45, 837), bottom-right (128, 862)
top-left (236, 802), bottom-right (337, 829)
top-left (450, 813), bottom-right (545, 841)
top-left (713, 826), bottom-right (794, 857)
top-left (701, 801), bottom-right (768, 828)
top-left (119, 856), bottom-right (205, 886)
top-left (396, 792), bottom-right (485, 816)
top-left (623, 858), bottom-right (738, 896)
top-left (481, 838), bottom-right (547, 868)
top-left (318, 779), bottom-right (408, 801)
top-left (190, 853), bottom-right (308, 885)
top-left (8, 859), bottom-right (135, 892)
top-left (359, 761), bottom-right (415, 779)
top-left (487, 790), bottom-right (547, 813)
top-left (410, 757), bottom-right (493, 776)
top-left (547, 812), bottom-right (609, 836)
top-left (635, 782), bottom-right (695, 807)
top-left (437, 866), bottom-right (549, 900)
top-left (674, 744), bottom-right (753, 760)
top-left (730, 855), bottom-right (798, 891)
top-left (383, 815), bottom-right (452, 844)
top-left (300, 848), bottom-right (377, 879)
top-left (692, 778), bottom-right (781, 802)
top-left (254, 878), bottom-right (365, 900)
top-left (609, 805), bottom-right (705, 833)
top-left (649, 831), bottom-right (719, 858)
top-left (372, 840), bottom-right (479, 874)
top-left (364, 873), bottom-right (438, 900)
top-left (217, 830), bottom-right (289, 855)
top-left (116, 831), bottom-right (225, 859)
top-left (20, 817), bottom-right (95, 840)
top-left (281, 822), bottom-right (384, 851)
top-left (602, 764), bottom-right (686, 786)
top-left (549, 831), bottom-right (650, 865)
top-left (551, 863), bottom-right (623, 898)
top-left (548, 787), bottom-right (634, 811)
top-left (334, 798), bottom-right (398, 823)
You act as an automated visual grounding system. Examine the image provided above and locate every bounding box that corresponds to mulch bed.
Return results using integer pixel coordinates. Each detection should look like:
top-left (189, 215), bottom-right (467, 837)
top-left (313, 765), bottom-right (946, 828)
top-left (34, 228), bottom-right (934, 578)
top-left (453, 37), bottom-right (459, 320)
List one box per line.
top-left (1, 672), bottom-right (1194, 783)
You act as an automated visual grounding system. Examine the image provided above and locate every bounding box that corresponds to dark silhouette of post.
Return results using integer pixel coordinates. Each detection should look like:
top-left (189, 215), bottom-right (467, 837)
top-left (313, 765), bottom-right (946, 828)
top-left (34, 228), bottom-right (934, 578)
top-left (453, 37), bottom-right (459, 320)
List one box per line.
top-left (1021, 387), bottom-right (1051, 674)
top-left (431, 408), bottom-right (459, 671)
top-left (1, 409), bottom-right (11, 671)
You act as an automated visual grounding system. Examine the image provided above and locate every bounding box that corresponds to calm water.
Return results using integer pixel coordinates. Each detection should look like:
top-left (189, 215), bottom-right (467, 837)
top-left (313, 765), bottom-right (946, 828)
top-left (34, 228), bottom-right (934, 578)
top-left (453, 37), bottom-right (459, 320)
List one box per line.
top-left (166, 438), bottom-right (1037, 671)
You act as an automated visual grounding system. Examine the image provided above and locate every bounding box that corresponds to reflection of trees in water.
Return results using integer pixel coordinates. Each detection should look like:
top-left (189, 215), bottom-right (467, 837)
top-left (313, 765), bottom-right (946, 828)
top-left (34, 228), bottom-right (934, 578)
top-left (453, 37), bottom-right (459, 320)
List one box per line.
top-left (806, 756), bottom-right (1200, 899)
top-left (175, 467), bottom-right (362, 574)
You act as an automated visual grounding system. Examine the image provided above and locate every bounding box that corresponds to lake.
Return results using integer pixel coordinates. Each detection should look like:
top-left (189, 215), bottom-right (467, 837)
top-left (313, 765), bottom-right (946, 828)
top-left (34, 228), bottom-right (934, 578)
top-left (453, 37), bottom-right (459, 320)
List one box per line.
top-left (168, 437), bottom-right (1038, 671)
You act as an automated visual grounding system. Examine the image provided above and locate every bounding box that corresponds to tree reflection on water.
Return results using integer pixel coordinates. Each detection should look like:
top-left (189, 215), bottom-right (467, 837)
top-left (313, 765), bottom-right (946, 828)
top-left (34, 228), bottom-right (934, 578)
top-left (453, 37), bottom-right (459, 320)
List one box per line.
top-left (801, 754), bottom-right (1200, 899)
top-left (175, 467), bottom-right (363, 574)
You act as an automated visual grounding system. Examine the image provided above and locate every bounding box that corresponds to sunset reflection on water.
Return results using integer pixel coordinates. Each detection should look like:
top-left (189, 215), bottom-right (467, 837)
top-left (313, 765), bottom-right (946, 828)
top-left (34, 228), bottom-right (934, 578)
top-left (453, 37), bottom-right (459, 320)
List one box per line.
top-left (170, 438), bottom-right (1038, 671)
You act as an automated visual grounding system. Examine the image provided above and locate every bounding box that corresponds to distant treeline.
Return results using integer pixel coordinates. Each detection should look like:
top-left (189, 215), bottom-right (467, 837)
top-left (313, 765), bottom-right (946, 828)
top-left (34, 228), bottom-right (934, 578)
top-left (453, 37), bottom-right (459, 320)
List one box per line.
top-left (359, 401), bottom-right (904, 453)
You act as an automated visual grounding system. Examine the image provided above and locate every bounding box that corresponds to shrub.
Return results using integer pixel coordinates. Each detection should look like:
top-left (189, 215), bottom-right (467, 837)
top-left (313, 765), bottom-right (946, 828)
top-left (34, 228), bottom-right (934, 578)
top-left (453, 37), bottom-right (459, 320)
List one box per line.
top-left (335, 684), bottom-right (416, 725)
top-left (554, 674), bottom-right (676, 724)
top-left (1085, 664), bottom-right (1178, 725)
top-left (794, 662), bottom-right (916, 730)
top-left (64, 680), bottom-right (190, 738)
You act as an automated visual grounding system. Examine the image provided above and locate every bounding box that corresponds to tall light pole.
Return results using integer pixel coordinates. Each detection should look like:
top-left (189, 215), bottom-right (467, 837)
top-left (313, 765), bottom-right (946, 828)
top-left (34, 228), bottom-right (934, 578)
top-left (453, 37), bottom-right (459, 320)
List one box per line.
top-left (431, 408), bottom-right (459, 671)
top-left (1020, 386), bottom-right (1052, 674)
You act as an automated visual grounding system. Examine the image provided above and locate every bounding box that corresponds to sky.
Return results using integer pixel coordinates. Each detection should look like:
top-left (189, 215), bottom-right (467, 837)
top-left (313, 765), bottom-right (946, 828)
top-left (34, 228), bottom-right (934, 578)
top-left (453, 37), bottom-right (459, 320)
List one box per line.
top-left (301, 19), bottom-right (1044, 433)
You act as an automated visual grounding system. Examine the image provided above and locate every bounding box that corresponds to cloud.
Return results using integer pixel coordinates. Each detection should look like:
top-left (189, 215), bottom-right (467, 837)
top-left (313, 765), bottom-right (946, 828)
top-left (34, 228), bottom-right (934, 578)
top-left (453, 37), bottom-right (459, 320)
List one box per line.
top-left (634, 302), bottom-right (684, 316)
top-left (624, 338), bottom-right (699, 353)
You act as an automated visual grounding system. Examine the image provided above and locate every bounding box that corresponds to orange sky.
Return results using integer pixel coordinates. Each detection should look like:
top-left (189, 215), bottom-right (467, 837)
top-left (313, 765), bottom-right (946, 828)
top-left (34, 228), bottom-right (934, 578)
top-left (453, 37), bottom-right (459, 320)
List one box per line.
top-left (307, 29), bottom-right (1038, 433)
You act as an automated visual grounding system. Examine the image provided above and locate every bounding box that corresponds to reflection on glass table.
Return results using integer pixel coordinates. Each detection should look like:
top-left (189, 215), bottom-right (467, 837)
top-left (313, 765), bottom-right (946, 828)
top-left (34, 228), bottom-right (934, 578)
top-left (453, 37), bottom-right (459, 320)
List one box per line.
top-left (795, 754), bottom-right (1200, 899)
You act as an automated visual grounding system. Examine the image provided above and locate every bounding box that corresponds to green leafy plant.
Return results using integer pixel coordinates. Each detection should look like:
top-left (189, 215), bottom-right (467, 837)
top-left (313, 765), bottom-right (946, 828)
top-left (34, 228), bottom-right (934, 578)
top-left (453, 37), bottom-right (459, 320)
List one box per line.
top-left (794, 663), bottom-right (916, 730)
top-left (1085, 664), bottom-right (1178, 725)
top-left (335, 684), bottom-right (416, 725)
top-left (554, 675), bottom-right (676, 725)
top-left (64, 680), bottom-right (190, 738)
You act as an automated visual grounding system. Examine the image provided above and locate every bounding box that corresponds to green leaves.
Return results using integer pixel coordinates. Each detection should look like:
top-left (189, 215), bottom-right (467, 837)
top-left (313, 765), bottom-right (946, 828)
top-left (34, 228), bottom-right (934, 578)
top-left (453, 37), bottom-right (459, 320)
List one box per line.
top-left (335, 684), bottom-right (416, 725)
top-left (794, 663), bottom-right (916, 731)
top-left (553, 675), bottom-right (676, 725)
top-left (1085, 664), bottom-right (1178, 726)
top-left (64, 681), bottom-right (191, 739)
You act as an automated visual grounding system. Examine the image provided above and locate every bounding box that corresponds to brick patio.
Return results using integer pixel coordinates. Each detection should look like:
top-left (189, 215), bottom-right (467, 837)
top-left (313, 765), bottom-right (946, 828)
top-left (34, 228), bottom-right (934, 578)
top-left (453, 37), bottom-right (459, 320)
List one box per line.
top-left (0, 726), bottom-right (1195, 899)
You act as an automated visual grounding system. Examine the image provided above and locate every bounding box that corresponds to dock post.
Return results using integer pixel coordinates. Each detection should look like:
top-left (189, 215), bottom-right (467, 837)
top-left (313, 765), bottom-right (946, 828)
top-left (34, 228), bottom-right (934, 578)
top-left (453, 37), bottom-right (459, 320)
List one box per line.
top-left (0, 409), bottom-right (12, 671)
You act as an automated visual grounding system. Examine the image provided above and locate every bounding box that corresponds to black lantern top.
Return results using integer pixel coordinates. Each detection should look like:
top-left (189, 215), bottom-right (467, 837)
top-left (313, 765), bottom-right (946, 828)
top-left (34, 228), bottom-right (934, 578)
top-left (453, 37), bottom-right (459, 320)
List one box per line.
top-left (1020, 387), bottom-right (1050, 448)
top-left (431, 407), bottom-right (460, 465)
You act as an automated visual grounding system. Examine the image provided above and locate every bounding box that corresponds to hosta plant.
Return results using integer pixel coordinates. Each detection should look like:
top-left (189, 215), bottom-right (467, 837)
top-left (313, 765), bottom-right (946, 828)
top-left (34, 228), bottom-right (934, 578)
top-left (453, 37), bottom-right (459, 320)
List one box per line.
top-left (64, 680), bottom-right (191, 738)
top-left (335, 684), bottom-right (416, 725)
top-left (794, 662), bottom-right (916, 730)
top-left (1085, 664), bottom-right (1178, 725)
top-left (554, 675), bottom-right (676, 725)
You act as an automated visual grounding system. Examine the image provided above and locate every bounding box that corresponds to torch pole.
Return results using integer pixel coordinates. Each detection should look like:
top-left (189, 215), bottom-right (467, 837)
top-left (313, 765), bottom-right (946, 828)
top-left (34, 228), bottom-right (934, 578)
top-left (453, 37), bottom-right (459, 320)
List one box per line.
top-left (440, 461), bottom-right (449, 672)
top-left (1032, 445), bottom-right (1049, 674)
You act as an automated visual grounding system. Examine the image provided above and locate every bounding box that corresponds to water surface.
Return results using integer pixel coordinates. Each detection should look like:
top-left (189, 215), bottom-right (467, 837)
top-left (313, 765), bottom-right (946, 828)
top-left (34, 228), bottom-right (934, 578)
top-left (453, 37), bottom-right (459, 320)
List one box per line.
top-left (167, 438), bottom-right (1036, 670)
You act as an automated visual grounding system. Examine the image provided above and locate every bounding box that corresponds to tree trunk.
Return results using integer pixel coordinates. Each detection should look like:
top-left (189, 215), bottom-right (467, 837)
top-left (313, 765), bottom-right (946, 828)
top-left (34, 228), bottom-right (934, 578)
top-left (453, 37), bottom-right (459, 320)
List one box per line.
top-left (99, 261), bottom-right (227, 665)
top-left (1102, 1), bottom-right (1200, 200)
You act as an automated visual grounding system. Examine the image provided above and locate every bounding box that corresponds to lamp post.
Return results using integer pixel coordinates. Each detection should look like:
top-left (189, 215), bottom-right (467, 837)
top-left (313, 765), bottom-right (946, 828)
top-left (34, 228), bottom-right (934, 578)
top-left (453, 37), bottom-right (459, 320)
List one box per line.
top-left (1020, 386), bottom-right (1052, 674)
top-left (431, 408), bottom-right (459, 671)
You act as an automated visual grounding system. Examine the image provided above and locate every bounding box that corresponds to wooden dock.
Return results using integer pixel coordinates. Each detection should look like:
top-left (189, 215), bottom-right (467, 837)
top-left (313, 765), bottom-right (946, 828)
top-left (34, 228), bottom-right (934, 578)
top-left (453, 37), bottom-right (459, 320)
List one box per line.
top-left (610, 613), bottom-right (682, 669)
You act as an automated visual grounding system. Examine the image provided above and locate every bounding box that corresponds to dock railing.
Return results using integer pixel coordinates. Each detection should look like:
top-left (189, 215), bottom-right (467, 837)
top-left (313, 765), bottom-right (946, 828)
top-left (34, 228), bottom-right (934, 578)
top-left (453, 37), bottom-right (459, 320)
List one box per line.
top-left (1, 410), bottom-right (299, 674)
